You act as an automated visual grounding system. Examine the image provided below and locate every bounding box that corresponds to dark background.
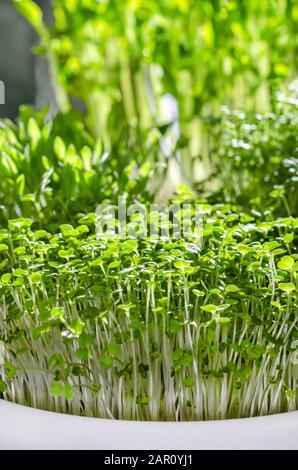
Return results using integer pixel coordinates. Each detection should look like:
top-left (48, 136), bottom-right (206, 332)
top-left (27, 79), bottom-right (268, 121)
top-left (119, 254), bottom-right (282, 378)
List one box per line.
top-left (0, 0), bottom-right (52, 119)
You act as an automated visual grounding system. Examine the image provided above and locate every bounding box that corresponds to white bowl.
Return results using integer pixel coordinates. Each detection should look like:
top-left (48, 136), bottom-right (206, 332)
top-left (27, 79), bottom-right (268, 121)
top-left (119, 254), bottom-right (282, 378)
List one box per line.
top-left (0, 399), bottom-right (297, 450)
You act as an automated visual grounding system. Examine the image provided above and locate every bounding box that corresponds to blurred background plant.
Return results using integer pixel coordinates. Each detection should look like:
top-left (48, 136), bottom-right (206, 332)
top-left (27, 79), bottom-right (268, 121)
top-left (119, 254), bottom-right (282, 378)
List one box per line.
top-left (205, 81), bottom-right (298, 217)
top-left (13, 0), bottom-right (298, 189)
top-left (0, 105), bottom-right (156, 228)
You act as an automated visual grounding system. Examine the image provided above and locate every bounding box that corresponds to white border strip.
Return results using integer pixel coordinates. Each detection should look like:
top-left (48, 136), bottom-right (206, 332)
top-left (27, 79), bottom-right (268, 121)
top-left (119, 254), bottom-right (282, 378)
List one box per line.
top-left (0, 400), bottom-right (298, 450)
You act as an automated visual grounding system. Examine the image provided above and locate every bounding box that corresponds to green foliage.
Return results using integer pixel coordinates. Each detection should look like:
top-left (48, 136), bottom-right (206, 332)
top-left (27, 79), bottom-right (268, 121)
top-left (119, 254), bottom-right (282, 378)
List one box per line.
top-left (208, 84), bottom-right (298, 216)
top-left (1, 0), bottom-right (297, 423)
top-left (0, 207), bottom-right (297, 420)
top-left (14, 0), bottom-right (298, 183)
top-left (13, 0), bottom-right (47, 37)
top-left (0, 107), bottom-right (154, 227)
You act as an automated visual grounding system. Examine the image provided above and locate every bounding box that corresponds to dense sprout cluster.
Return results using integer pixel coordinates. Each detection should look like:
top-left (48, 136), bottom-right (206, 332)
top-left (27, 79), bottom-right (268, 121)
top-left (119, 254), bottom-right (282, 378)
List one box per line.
top-left (0, 1), bottom-right (297, 421)
top-left (0, 208), bottom-right (297, 420)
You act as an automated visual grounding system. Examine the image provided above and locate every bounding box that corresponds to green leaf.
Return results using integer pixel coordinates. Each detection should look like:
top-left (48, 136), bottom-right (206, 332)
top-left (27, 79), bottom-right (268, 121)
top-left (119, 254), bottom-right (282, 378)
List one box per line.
top-left (58, 248), bottom-right (75, 259)
top-left (0, 259), bottom-right (8, 270)
top-left (106, 342), bottom-right (120, 356)
top-left (192, 289), bottom-right (205, 297)
top-left (210, 288), bottom-right (222, 296)
top-left (237, 244), bottom-right (254, 255)
top-left (64, 383), bottom-right (73, 401)
top-left (122, 239), bottom-right (138, 253)
top-left (34, 230), bottom-right (51, 241)
top-left (216, 317), bottom-right (231, 324)
top-left (129, 320), bottom-right (144, 330)
top-left (14, 247), bottom-right (26, 257)
top-left (271, 300), bottom-right (281, 308)
top-left (201, 304), bottom-right (217, 313)
top-left (60, 225), bottom-right (79, 238)
top-left (0, 380), bottom-right (7, 393)
top-left (75, 348), bottom-right (92, 360)
top-left (78, 333), bottom-right (94, 347)
top-left (285, 389), bottom-right (295, 401)
top-left (51, 381), bottom-right (63, 397)
top-left (48, 354), bottom-right (65, 369)
top-left (50, 307), bottom-right (64, 319)
top-left (277, 256), bottom-right (295, 271)
top-left (1, 273), bottom-right (12, 285)
top-left (13, 276), bottom-right (24, 287)
top-left (4, 361), bottom-right (17, 380)
top-left (283, 233), bottom-right (294, 244)
top-left (21, 193), bottom-right (35, 203)
top-left (109, 261), bottom-right (121, 269)
top-left (174, 260), bottom-right (192, 270)
top-left (14, 0), bottom-right (47, 36)
top-left (172, 348), bottom-right (192, 367)
top-left (31, 272), bottom-right (42, 284)
top-left (27, 117), bottom-right (41, 149)
top-left (33, 324), bottom-right (51, 340)
top-left (278, 283), bottom-right (295, 293)
top-left (117, 304), bottom-right (135, 312)
top-left (247, 262), bottom-right (262, 272)
top-left (271, 248), bottom-right (286, 257)
top-left (69, 319), bottom-right (85, 335)
top-left (0, 244), bottom-right (9, 253)
top-left (225, 285), bottom-right (240, 293)
top-left (53, 136), bottom-right (66, 160)
top-left (14, 269), bottom-right (27, 277)
top-left (8, 218), bottom-right (32, 230)
top-left (100, 355), bottom-right (114, 369)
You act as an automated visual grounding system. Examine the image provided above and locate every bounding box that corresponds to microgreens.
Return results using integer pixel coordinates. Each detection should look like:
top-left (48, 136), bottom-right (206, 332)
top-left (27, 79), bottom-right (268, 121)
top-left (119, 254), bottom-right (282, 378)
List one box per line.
top-left (0, 0), bottom-right (297, 424)
top-left (0, 208), bottom-right (297, 420)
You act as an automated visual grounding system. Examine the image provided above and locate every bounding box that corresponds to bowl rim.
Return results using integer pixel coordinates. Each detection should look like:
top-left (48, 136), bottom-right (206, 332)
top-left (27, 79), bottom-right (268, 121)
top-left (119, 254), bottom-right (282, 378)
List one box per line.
top-left (1, 398), bottom-right (298, 425)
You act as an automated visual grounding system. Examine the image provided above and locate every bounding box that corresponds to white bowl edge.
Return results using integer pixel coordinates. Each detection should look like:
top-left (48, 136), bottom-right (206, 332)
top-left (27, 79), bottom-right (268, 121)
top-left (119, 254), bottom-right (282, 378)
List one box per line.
top-left (0, 399), bottom-right (298, 450)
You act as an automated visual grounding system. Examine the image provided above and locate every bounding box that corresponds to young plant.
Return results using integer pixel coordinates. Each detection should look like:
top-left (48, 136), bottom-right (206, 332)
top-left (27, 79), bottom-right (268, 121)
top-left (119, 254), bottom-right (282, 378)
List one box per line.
top-left (0, 207), bottom-right (297, 421)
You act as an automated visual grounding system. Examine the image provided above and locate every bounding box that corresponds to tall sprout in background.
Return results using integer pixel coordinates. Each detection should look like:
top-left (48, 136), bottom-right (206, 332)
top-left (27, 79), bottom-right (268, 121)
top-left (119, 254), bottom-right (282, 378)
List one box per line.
top-left (14, 0), bottom-right (298, 192)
